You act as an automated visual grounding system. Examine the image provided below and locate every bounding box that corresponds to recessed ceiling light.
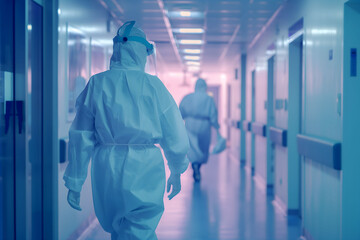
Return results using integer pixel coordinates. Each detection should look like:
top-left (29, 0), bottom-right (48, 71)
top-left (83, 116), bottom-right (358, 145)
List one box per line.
top-left (176, 28), bottom-right (204, 34)
top-left (183, 49), bottom-right (202, 54)
top-left (180, 11), bottom-right (191, 17)
top-left (167, 11), bottom-right (204, 19)
top-left (184, 55), bottom-right (201, 60)
top-left (311, 29), bottom-right (337, 35)
top-left (186, 61), bottom-right (200, 66)
top-left (179, 39), bottom-right (203, 45)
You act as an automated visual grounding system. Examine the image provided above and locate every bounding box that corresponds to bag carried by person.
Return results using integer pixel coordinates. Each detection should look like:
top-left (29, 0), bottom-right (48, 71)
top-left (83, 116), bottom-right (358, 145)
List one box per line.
top-left (212, 129), bottom-right (226, 154)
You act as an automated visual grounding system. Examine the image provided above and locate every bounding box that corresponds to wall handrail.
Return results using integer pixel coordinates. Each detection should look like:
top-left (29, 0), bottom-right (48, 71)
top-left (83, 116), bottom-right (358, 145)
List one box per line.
top-left (296, 134), bottom-right (341, 170)
top-left (252, 122), bottom-right (266, 137)
top-left (242, 120), bottom-right (252, 132)
top-left (237, 121), bottom-right (241, 129)
top-left (225, 119), bottom-right (241, 129)
top-left (269, 127), bottom-right (287, 147)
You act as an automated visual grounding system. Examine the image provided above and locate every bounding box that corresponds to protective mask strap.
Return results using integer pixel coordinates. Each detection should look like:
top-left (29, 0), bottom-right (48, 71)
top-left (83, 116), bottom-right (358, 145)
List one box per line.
top-left (127, 36), bottom-right (154, 55)
top-left (121, 21), bottom-right (135, 38)
top-left (113, 21), bottom-right (154, 55)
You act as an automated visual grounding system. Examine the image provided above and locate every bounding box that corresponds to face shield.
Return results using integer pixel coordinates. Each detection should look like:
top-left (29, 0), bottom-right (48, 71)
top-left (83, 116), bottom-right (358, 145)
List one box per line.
top-left (113, 21), bottom-right (157, 74)
top-left (145, 41), bottom-right (157, 75)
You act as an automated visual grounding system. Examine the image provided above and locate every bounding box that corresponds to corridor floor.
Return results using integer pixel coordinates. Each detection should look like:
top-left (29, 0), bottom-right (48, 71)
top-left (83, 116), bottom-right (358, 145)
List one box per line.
top-left (83, 151), bottom-right (302, 240)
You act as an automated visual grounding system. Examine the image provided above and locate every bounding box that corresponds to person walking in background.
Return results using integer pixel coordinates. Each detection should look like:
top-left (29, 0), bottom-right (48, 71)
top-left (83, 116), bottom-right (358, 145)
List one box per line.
top-left (179, 78), bottom-right (220, 182)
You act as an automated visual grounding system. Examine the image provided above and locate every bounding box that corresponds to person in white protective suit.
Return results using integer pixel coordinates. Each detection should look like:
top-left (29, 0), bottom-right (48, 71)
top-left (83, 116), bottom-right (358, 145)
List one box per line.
top-left (179, 79), bottom-right (220, 182)
top-left (63, 21), bottom-right (189, 240)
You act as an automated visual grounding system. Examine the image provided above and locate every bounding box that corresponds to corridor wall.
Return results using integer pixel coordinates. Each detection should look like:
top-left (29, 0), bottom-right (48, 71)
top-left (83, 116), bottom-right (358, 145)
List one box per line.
top-left (57, 20), bottom-right (96, 240)
top-left (57, 0), bottom-right (113, 238)
top-left (245, 0), bottom-right (344, 239)
top-left (225, 54), bottom-right (242, 161)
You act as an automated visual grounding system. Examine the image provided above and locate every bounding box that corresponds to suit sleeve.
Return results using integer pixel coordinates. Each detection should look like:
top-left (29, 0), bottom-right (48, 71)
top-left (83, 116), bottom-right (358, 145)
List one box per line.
top-left (179, 96), bottom-right (188, 119)
top-left (160, 97), bottom-right (189, 174)
top-left (209, 98), bottom-right (220, 129)
top-left (63, 78), bottom-right (96, 192)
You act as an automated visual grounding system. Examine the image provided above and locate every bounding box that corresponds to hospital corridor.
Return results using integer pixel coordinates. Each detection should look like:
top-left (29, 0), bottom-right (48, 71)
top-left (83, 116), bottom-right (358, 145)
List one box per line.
top-left (84, 154), bottom-right (302, 240)
top-left (1, 0), bottom-right (360, 239)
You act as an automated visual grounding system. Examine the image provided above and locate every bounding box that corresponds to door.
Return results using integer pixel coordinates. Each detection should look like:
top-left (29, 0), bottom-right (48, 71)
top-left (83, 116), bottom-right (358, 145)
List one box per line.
top-left (240, 54), bottom-right (246, 165)
top-left (26, 1), bottom-right (44, 239)
top-left (343, 2), bottom-right (360, 238)
top-left (266, 56), bottom-right (275, 194)
top-left (288, 35), bottom-right (303, 217)
top-left (227, 84), bottom-right (231, 140)
top-left (251, 70), bottom-right (256, 175)
top-left (207, 85), bottom-right (220, 144)
top-left (0, 1), bottom-right (15, 239)
top-left (0, 1), bottom-right (45, 239)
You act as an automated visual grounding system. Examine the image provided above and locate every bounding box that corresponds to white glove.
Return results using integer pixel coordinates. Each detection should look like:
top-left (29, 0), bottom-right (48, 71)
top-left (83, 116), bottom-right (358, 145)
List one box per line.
top-left (167, 173), bottom-right (181, 200)
top-left (67, 190), bottom-right (82, 211)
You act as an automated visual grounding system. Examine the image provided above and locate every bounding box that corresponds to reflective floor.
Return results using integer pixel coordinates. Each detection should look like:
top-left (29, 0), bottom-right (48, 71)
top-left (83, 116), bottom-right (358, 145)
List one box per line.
top-left (84, 151), bottom-right (302, 240)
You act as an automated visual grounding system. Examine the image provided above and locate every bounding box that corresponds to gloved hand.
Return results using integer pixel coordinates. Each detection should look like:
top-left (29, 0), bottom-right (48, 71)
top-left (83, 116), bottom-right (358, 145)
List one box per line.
top-left (167, 173), bottom-right (181, 200)
top-left (67, 190), bottom-right (82, 211)
top-left (212, 129), bottom-right (226, 154)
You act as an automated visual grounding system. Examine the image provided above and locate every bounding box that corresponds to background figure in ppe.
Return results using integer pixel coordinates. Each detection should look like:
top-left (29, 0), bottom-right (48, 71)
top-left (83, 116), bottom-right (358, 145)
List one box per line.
top-left (63, 21), bottom-right (189, 240)
top-left (179, 79), bottom-right (220, 182)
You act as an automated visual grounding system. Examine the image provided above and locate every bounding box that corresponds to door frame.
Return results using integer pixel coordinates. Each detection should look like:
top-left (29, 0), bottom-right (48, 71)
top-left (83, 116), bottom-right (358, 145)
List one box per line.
top-left (14, 0), bottom-right (59, 239)
top-left (287, 33), bottom-right (304, 217)
top-left (227, 84), bottom-right (231, 140)
top-left (42, 0), bottom-right (59, 238)
top-left (343, 2), bottom-right (360, 238)
top-left (266, 55), bottom-right (275, 194)
top-left (250, 70), bottom-right (256, 175)
top-left (240, 54), bottom-right (246, 165)
top-left (207, 84), bottom-right (220, 144)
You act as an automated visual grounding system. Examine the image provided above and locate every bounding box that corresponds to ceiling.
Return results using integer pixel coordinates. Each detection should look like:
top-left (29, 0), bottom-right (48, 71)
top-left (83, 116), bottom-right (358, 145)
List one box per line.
top-left (59, 0), bottom-right (286, 74)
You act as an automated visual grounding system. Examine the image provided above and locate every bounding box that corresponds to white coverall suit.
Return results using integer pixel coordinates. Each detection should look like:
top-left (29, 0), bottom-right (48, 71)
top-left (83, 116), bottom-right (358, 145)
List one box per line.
top-left (179, 79), bottom-right (219, 165)
top-left (63, 23), bottom-right (189, 240)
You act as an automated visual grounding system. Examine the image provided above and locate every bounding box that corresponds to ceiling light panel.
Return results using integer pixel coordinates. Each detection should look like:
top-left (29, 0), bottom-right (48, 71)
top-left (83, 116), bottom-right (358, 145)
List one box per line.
top-left (180, 11), bottom-right (191, 16)
top-left (186, 61), bottom-right (200, 66)
top-left (184, 55), bottom-right (201, 60)
top-left (173, 28), bottom-right (204, 33)
top-left (179, 39), bottom-right (203, 45)
top-left (183, 49), bottom-right (202, 54)
top-left (167, 11), bottom-right (204, 19)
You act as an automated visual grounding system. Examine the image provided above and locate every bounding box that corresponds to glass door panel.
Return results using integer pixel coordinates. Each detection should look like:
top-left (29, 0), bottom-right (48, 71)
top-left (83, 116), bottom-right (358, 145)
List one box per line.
top-left (0, 0), bottom-right (15, 239)
top-left (26, 1), bottom-right (44, 239)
